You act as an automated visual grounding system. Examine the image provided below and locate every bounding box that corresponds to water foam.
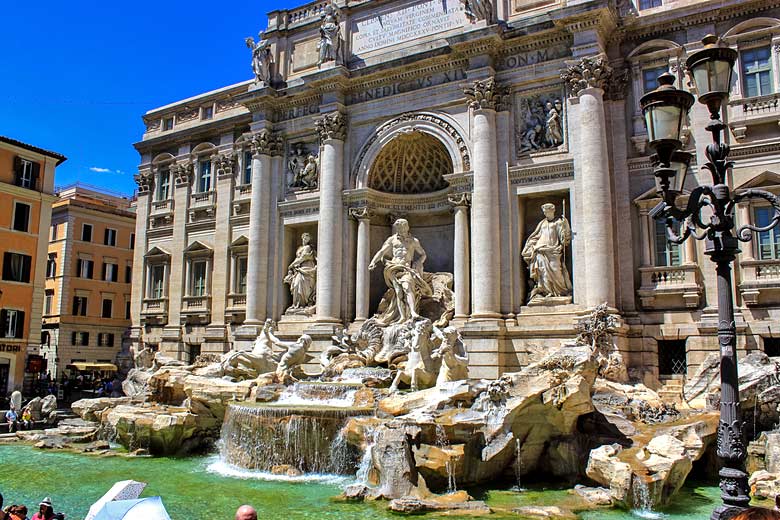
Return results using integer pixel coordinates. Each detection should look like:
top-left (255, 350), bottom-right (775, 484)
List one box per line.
top-left (205, 456), bottom-right (348, 485)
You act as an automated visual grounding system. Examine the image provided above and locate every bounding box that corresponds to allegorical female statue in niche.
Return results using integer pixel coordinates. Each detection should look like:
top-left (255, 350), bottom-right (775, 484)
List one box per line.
top-left (317, 4), bottom-right (342, 66)
top-left (522, 203), bottom-right (572, 303)
top-left (244, 33), bottom-right (272, 85)
top-left (284, 233), bottom-right (317, 314)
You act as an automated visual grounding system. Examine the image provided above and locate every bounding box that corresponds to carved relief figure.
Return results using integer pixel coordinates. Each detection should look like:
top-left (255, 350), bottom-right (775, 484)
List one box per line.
top-left (287, 143), bottom-right (307, 186)
top-left (516, 93), bottom-right (565, 156)
top-left (260, 324), bottom-right (312, 382)
top-left (291, 154), bottom-right (318, 190)
top-left (317, 4), bottom-right (342, 66)
top-left (220, 319), bottom-right (278, 379)
top-left (284, 233), bottom-right (317, 314)
top-left (522, 203), bottom-right (572, 303)
top-left (245, 34), bottom-right (273, 85)
top-left (369, 218), bottom-right (432, 325)
top-left (431, 325), bottom-right (469, 385)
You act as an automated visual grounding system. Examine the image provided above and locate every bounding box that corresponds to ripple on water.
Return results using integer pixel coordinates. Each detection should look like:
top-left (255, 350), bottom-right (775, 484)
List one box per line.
top-left (204, 456), bottom-right (350, 485)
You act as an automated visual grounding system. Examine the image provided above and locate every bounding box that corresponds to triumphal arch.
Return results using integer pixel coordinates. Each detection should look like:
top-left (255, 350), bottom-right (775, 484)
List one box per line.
top-left (131, 0), bottom-right (780, 383)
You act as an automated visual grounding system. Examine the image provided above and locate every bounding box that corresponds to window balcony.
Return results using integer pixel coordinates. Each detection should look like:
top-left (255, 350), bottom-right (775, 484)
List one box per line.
top-left (739, 259), bottom-right (780, 305)
top-left (189, 191), bottom-right (216, 222)
top-left (728, 92), bottom-right (780, 140)
top-left (637, 264), bottom-right (702, 310)
top-left (181, 295), bottom-right (211, 323)
top-left (150, 198), bottom-right (174, 215)
top-left (141, 298), bottom-right (168, 324)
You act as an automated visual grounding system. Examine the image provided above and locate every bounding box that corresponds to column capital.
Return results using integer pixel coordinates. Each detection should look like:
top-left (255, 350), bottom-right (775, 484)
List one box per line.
top-left (463, 77), bottom-right (509, 112)
top-left (315, 111), bottom-right (348, 142)
top-left (216, 152), bottom-right (237, 178)
top-left (134, 170), bottom-right (153, 194)
top-left (250, 129), bottom-right (281, 157)
top-left (560, 55), bottom-right (612, 98)
top-left (349, 206), bottom-right (374, 221)
top-left (173, 162), bottom-right (193, 187)
top-left (448, 192), bottom-right (472, 209)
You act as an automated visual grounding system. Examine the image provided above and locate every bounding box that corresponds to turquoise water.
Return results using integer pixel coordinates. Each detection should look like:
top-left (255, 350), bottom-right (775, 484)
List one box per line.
top-left (0, 444), bottom-right (723, 519)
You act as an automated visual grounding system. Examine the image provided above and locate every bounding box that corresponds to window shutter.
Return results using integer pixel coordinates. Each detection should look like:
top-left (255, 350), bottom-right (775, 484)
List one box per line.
top-left (15, 311), bottom-right (24, 339)
top-left (22, 255), bottom-right (31, 283)
top-left (104, 228), bottom-right (109, 245)
top-left (76, 259), bottom-right (82, 277)
top-left (13, 157), bottom-right (22, 185)
top-left (102, 263), bottom-right (107, 281)
top-left (0, 310), bottom-right (6, 338)
top-left (81, 298), bottom-right (88, 316)
top-left (112, 266), bottom-right (118, 282)
top-left (71, 331), bottom-right (77, 345)
top-left (87, 261), bottom-right (94, 279)
top-left (107, 333), bottom-right (115, 347)
top-left (31, 162), bottom-right (40, 189)
top-left (82, 332), bottom-right (89, 346)
top-left (2, 252), bottom-right (10, 280)
top-left (72, 297), bottom-right (78, 315)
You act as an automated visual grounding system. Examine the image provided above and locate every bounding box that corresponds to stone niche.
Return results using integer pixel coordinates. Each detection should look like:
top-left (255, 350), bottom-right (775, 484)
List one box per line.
top-left (514, 87), bottom-right (566, 159)
top-left (519, 190), bottom-right (573, 306)
top-left (280, 222), bottom-right (319, 318)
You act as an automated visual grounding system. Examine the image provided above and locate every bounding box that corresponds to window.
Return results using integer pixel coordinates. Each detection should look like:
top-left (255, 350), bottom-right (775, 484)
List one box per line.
top-left (642, 66), bottom-right (668, 93)
top-left (13, 157), bottom-right (38, 189)
top-left (742, 46), bottom-right (773, 98)
top-left (0, 310), bottom-right (24, 339)
top-left (12, 202), bottom-right (30, 232)
top-left (188, 344), bottom-right (201, 364)
top-left (104, 228), bottom-right (117, 246)
top-left (655, 219), bottom-right (682, 267)
top-left (103, 262), bottom-right (118, 282)
top-left (198, 160), bottom-right (212, 193)
top-left (41, 331), bottom-right (50, 346)
top-left (98, 333), bottom-right (115, 347)
top-left (243, 151), bottom-right (252, 185)
top-left (755, 206), bottom-right (780, 260)
top-left (163, 117), bottom-right (174, 131)
top-left (191, 260), bottom-right (208, 296)
top-left (638, 0), bottom-right (661, 9)
top-left (82, 223), bottom-right (93, 242)
top-left (125, 300), bottom-right (131, 320)
top-left (157, 169), bottom-right (170, 201)
top-left (2, 253), bottom-right (31, 283)
top-left (51, 224), bottom-right (58, 241)
top-left (658, 339), bottom-right (687, 376)
top-left (125, 264), bottom-right (132, 284)
top-left (130, 233), bottom-right (135, 250)
top-left (150, 264), bottom-right (166, 299)
top-left (236, 256), bottom-right (248, 294)
top-left (44, 290), bottom-right (54, 315)
top-left (46, 254), bottom-right (57, 278)
top-left (101, 299), bottom-right (113, 318)
top-left (76, 258), bottom-right (94, 279)
top-left (72, 296), bottom-right (88, 316)
top-left (764, 337), bottom-right (780, 357)
top-left (71, 332), bottom-right (89, 346)
top-left (202, 106), bottom-right (213, 120)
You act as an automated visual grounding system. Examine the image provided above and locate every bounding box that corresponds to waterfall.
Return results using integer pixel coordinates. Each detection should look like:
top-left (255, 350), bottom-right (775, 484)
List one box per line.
top-left (631, 476), bottom-right (662, 519)
top-left (355, 427), bottom-right (377, 485)
top-left (513, 438), bottom-right (526, 492)
top-left (276, 382), bottom-right (364, 407)
top-left (219, 403), bottom-right (370, 475)
top-left (435, 424), bottom-right (456, 493)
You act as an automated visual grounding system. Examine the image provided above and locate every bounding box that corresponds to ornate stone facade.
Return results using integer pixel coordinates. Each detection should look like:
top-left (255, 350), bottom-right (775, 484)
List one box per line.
top-left (131, 0), bottom-right (780, 384)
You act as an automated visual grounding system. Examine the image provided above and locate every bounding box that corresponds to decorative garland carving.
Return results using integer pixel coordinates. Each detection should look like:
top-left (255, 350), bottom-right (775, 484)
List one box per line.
top-left (447, 192), bottom-right (472, 208)
top-left (560, 55), bottom-right (613, 97)
top-left (463, 77), bottom-right (509, 111)
top-left (315, 112), bottom-right (347, 142)
top-left (349, 206), bottom-right (374, 220)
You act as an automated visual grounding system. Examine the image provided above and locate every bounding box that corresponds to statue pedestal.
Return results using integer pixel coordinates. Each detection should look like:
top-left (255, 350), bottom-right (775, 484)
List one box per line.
top-left (526, 296), bottom-right (573, 307)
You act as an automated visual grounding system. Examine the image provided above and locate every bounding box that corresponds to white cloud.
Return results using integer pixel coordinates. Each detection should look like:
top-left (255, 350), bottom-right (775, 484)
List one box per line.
top-left (90, 166), bottom-right (111, 173)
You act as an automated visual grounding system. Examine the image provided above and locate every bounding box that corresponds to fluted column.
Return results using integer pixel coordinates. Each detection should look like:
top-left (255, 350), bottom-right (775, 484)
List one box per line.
top-left (562, 56), bottom-right (616, 307)
top-left (350, 207), bottom-right (372, 321)
top-left (464, 78), bottom-right (507, 319)
top-left (315, 112), bottom-right (347, 323)
top-left (245, 130), bottom-right (277, 324)
top-left (449, 193), bottom-right (471, 319)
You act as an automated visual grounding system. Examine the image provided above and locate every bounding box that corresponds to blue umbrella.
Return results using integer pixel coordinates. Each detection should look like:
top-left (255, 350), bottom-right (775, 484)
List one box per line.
top-left (90, 496), bottom-right (171, 520)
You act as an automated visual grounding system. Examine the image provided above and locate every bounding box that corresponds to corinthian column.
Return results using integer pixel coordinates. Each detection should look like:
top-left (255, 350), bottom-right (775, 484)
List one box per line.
top-left (561, 56), bottom-right (616, 307)
top-left (350, 207), bottom-right (373, 321)
top-left (315, 112), bottom-right (347, 323)
top-left (448, 193), bottom-right (471, 319)
top-left (464, 78), bottom-right (507, 319)
top-left (245, 129), bottom-right (277, 324)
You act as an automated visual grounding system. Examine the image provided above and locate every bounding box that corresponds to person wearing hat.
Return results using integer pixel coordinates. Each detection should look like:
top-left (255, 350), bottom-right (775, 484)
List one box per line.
top-left (30, 498), bottom-right (53, 520)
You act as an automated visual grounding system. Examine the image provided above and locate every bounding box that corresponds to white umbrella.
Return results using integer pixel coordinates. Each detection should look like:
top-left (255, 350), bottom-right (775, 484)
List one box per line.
top-left (90, 497), bottom-right (171, 520)
top-left (85, 480), bottom-right (147, 520)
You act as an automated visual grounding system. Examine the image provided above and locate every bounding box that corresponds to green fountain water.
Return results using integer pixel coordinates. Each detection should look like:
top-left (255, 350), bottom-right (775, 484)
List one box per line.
top-left (0, 444), bottom-right (723, 519)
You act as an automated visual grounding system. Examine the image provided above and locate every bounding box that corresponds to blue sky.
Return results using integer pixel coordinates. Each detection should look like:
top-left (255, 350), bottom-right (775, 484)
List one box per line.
top-left (1, 1), bottom-right (300, 196)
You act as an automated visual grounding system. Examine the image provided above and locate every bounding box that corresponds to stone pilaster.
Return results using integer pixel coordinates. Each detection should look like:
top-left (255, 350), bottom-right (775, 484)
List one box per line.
top-left (561, 56), bottom-right (616, 307)
top-left (130, 170), bottom-right (152, 334)
top-left (315, 111), bottom-right (347, 323)
top-left (167, 161), bottom-right (193, 341)
top-left (464, 78), bottom-right (506, 319)
top-left (245, 130), bottom-right (277, 325)
top-left (209, 152), bottom-right (235, 336)
top-left (448, 193), bottom-right (471, 319)
top-left (350, 207), bottom-right (373, 321)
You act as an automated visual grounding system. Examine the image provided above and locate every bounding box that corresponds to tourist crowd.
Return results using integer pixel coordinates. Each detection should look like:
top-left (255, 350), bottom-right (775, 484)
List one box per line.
top-left (0, 495), bottom-right (64, 520)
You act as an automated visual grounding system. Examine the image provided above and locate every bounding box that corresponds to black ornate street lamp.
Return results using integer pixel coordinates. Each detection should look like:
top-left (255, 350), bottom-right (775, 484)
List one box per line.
top-left (641, 35), bottom-right (780, 520)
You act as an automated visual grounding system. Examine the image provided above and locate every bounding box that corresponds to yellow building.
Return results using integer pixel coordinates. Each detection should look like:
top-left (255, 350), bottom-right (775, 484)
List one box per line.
top-left (0, 136), bottom-right (65, 395)
top-left (42, 184), bottom-right (135, 379)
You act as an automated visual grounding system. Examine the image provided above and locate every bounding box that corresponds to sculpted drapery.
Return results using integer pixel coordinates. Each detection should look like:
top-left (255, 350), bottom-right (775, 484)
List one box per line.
top-left (284, 233), bottom-right (317, 312)
top-left (522, 203), bottom-right (572, 302)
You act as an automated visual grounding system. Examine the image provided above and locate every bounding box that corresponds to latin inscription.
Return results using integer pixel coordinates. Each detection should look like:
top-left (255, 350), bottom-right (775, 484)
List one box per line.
top-left (347, 68), bottom-right (467, 105)
top-left (274, 103), bottom-right (321, 123)
top-left (498, 45), bottom-right (570, 71)
top-left (352, 0), bottom-right (466, 55)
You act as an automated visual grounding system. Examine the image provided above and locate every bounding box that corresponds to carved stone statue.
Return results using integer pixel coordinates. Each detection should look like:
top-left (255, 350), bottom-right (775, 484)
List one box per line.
top-left (221, 319), bottom-right (278, 379)
top-left (431, 325), bottom-right (469, 385)
top-left (291, 154), bottom-right (318, 190)
top-left (545, 100), bottom-right (563, 147)
top-left (516, 94), bottom-right (564, 156)
top-left (283, 233), bottom-right (317, 314)
top-left (245, 33), bottom-right (272, 85)
top-left (522, 203), bottom-right (572, 304)
top-left (262, 326), bottom-right (313, 382)
top-left (317, 4), bottom-right (342, 67)
top-left (389, 319), bottom-right (438, 392)
top-left (369, 218), bottom-right (432, 325)
top-left (287, 143), bottom-right (306, 186)
top-left (461, 0), bottom-right (494, 24)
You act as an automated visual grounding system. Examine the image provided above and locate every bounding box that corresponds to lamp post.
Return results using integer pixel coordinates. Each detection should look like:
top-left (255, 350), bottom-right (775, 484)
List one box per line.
top-left (640, 35), bottom-right (780, 520)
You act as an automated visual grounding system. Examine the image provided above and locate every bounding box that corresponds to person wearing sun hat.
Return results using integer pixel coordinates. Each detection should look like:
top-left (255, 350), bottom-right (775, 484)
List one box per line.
top-left (30, 498), bottom-right (53, 520)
